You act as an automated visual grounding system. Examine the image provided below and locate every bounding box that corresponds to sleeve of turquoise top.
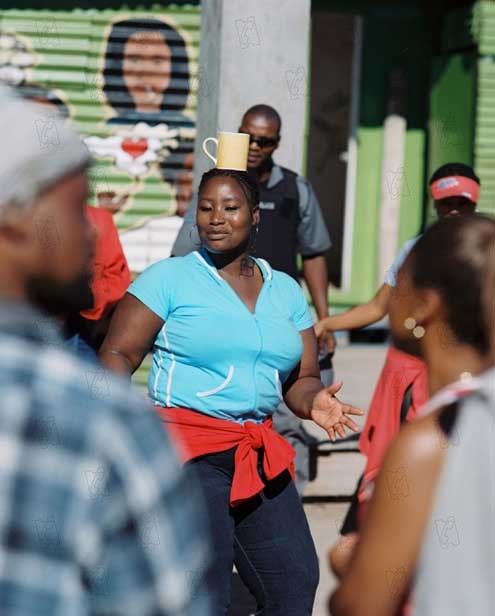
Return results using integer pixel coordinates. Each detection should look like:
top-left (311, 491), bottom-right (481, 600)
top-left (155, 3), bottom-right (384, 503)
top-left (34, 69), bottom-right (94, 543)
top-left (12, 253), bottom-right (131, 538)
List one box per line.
top-left (127, 259), bottom-right (172, 321)
top-left (289, 277), bottom-right (315, 331)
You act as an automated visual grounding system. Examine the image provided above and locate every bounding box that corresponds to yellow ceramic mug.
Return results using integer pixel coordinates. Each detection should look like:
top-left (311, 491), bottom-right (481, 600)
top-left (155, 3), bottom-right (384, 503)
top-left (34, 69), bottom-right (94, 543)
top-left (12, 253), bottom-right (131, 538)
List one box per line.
top-left (202, 131), bottom-right (250, 171)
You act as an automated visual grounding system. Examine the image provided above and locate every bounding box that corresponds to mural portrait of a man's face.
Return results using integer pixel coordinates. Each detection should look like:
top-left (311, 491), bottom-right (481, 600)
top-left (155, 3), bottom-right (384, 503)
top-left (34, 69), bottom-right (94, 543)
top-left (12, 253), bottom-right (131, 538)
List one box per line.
top-left (102, 18), bottom-right (192, 127)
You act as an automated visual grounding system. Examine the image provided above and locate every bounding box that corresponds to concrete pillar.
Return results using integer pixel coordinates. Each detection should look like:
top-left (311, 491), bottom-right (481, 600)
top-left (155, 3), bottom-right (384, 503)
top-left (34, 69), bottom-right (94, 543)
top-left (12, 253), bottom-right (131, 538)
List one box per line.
top-left (192, 0), bottom-right (311, 190)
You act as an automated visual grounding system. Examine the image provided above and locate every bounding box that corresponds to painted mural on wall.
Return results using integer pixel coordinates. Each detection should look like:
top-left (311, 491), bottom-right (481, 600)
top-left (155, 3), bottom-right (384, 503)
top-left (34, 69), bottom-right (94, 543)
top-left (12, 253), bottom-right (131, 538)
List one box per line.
top-left (0, 9), bottom-right (200, 271)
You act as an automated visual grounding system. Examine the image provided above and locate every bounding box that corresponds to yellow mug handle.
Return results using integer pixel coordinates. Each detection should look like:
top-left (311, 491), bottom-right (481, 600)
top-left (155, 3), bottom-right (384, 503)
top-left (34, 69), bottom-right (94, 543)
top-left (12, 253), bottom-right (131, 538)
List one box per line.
top-left (202, 137), bottom-right (218, 165)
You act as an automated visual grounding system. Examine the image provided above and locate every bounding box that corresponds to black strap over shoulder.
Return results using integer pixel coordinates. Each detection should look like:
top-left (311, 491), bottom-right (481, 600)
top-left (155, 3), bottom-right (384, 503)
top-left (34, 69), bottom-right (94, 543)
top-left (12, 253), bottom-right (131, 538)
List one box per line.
top-left (400, 383), bottom-right (414, 424)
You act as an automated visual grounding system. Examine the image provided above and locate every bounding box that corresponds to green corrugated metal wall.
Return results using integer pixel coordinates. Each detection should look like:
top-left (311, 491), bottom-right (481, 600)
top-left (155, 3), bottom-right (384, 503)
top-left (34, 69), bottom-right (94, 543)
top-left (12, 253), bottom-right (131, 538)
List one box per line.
top-left (473, 1), bottom-right (495, 215)
top-left (428, 1), bottom-right (495, 218)
top-left (0, 6), bottom-right (201, 269)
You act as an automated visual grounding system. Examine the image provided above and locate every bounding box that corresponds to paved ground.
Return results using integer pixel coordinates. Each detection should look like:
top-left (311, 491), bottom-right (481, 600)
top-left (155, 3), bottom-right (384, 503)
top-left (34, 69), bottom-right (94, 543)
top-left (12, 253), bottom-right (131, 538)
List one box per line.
top-left (230, 342), bottom-right (388, 615)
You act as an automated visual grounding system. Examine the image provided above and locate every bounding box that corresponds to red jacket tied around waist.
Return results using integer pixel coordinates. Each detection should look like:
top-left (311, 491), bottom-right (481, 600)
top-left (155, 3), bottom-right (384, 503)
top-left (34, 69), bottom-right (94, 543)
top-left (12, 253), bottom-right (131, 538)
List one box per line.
top-left (155, 406), bottom-right (296, 507)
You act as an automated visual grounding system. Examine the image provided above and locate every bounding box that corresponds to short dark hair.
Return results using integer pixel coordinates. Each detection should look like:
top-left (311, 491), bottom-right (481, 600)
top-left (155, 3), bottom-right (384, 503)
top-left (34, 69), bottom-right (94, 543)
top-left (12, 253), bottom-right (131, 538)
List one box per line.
top-left (406, 214), bottom-right (495, 355)
top-left (198, 168), bottom-right (260, 212)
top-left (102, 18), bottom-right (190, 116)
top-left (429, 163), bottom-right (480, 186)
top-left (242, 104), bottom-right (282, 134)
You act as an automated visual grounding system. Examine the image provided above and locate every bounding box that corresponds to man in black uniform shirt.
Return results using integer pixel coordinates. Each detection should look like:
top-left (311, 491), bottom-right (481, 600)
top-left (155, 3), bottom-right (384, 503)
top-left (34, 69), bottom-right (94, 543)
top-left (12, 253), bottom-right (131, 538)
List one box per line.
top-left (172, 104), bottom-right (334, 494)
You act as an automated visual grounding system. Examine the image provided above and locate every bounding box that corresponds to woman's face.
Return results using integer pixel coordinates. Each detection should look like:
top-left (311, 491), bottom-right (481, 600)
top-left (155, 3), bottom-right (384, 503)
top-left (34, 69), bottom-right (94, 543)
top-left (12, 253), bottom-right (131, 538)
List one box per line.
top-left (122, 31), bottom-right (171, 113)
top-left (388, 263), bottom-right (423, 358)
top-left (197, 176), bottom-right (259, 254)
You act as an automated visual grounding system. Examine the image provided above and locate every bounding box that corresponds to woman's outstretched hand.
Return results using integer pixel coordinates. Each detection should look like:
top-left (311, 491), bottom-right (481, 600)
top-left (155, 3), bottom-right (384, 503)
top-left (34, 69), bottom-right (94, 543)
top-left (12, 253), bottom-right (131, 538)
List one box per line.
top-left (310, 381), bottom-right (363, 442)
top-left (314, 318), bottom-right (329, 341)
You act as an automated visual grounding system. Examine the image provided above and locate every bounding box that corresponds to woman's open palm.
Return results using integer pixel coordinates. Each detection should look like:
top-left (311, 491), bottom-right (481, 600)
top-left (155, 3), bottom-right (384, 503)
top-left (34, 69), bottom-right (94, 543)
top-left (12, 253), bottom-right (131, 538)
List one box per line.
top-left (310, 381), bottom-right (363, 442)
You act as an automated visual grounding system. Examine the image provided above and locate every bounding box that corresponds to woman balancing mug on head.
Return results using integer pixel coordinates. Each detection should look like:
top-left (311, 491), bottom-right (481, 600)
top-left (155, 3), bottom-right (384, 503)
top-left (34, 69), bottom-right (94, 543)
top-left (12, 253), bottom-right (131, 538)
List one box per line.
top-left (330, 214), bottom-right (495, 616)
top-left (318, 162), bottom-right (480, 575)
top-left (99, 166), bottom-right (362, 614)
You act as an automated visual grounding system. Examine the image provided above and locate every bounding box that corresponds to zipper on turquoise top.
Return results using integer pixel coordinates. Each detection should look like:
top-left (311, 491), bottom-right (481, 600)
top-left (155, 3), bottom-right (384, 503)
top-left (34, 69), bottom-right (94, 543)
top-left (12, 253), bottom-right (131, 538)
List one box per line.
top-left (251, 313), bottom-right (263, 413)
top-left (219, 267), bottom-right (268, 414)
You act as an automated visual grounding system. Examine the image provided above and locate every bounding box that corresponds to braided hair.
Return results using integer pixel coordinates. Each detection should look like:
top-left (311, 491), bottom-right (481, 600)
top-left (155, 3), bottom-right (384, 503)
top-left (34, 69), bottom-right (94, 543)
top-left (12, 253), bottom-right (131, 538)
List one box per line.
top-left (198, 168), bottom-right (260, 273)
top-left (198, 168), bottom-right (260, 212)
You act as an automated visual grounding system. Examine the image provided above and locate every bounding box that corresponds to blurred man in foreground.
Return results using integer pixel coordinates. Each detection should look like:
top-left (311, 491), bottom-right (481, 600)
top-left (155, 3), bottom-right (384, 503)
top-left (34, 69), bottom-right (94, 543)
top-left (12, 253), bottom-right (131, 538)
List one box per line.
top-left (0, 86), bottom-right (211, 615)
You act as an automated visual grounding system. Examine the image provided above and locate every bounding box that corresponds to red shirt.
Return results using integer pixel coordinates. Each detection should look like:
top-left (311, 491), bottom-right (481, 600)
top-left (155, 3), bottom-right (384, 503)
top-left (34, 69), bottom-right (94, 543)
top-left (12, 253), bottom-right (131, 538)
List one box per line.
top-left (80, 206), bottom-right (131, 320)
top-left (358, 346), bottom-right (429, 509)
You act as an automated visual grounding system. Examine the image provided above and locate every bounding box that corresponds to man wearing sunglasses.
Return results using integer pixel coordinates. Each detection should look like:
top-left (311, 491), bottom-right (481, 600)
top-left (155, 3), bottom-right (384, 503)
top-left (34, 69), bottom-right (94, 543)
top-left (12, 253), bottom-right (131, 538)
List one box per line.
top-left (171, 104), bottom-right (333, 495)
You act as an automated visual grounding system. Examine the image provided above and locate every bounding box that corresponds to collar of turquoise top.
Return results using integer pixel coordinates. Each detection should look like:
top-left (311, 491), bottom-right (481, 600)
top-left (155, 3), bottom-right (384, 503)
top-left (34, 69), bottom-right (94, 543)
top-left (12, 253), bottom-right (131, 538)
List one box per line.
top-left (195, 249), bottom-right (273, 284)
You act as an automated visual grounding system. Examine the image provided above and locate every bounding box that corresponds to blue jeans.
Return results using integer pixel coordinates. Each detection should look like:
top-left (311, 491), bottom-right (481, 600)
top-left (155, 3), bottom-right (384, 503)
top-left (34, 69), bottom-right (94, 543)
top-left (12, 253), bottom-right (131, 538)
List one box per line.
top-left (187, 447), bottom-right (319, 614)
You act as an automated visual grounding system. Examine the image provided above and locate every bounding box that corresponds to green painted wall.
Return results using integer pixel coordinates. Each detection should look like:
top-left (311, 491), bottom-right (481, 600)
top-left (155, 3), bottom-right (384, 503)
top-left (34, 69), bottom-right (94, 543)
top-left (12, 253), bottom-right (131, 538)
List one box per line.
top-left (325, 8), bottom-right (430, 308)
top-left (473, 0), bottom-right (495, 216)
top-left (427, 52), bottom-right (477, 222)
top-left (0, 5), bottom-right (201, 270)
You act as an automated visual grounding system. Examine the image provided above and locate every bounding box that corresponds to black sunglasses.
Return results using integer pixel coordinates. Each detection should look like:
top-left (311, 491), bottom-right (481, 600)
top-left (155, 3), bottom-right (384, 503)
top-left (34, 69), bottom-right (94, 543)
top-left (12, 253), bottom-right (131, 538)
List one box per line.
top-left (239, 132), bottom-right (279, 149)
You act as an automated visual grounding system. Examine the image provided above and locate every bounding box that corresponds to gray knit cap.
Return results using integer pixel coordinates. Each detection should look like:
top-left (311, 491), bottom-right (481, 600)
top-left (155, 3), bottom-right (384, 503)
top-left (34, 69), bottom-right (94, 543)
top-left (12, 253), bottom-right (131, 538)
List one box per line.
top-left (0, 85), bottom-right (90, 211)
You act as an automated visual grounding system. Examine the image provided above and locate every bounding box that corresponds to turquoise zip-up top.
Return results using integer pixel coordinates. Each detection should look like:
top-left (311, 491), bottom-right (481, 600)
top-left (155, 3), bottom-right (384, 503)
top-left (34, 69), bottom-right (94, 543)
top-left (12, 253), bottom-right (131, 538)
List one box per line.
top-left (128, 249), bottom-right (314, 423)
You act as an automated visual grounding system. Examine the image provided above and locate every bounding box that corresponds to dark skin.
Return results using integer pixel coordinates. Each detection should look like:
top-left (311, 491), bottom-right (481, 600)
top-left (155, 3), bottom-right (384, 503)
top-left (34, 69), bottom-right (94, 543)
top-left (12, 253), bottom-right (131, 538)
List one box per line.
top-left (239, 112), bottom-right (335, 352)
top-left (329, 260), bottom-right (491, 616)
top-left (0, 171), bottom-right (94, 309)
top-left (100, 176), bottom-right (363, 440)
top-left (323, 193), bottom-right (479, 581)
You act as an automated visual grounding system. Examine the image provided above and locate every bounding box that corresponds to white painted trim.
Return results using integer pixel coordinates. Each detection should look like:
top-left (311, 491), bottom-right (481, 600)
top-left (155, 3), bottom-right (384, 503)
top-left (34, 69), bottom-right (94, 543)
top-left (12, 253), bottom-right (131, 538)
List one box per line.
top-left (341, 16), bottom-right (363, 291)
top-left (193, 251), bottom-right (223, 280)
top-left (156, 323), bottom-right (176, 407)
top-left (166, 358), bottom-right (176, 407)
top-left (152, 324), bottom-right (167, 402)
top-left (196, 365), bottom-right (235, 398)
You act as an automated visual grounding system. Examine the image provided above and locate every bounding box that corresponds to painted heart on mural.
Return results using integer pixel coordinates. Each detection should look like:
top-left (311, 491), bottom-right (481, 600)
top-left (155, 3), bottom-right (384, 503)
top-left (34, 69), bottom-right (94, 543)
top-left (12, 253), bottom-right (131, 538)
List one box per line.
top-left (121, 137), bottom-right (148, 159)
top-left (85, 123), bottom-right (180, 178)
